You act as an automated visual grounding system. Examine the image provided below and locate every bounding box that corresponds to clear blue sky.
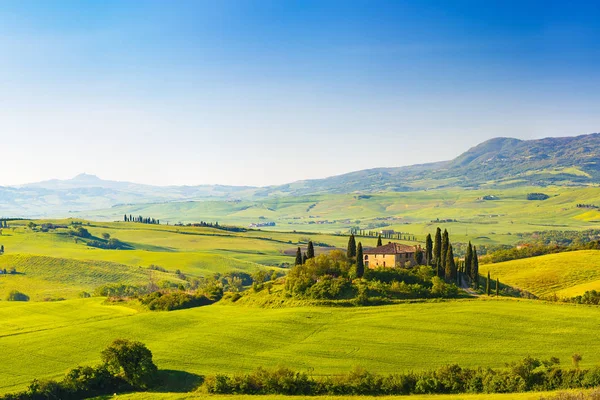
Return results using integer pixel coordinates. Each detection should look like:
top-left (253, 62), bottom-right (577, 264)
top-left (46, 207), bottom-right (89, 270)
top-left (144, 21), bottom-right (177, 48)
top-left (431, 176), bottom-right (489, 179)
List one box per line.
top-left (1, 0), bottom-right (599, 186)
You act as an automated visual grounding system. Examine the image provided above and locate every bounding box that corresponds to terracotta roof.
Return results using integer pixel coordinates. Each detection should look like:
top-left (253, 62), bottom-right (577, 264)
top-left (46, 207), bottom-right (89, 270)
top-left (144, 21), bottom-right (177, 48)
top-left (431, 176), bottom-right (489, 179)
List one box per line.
top-left (363, 242), bottom-right (417, 255)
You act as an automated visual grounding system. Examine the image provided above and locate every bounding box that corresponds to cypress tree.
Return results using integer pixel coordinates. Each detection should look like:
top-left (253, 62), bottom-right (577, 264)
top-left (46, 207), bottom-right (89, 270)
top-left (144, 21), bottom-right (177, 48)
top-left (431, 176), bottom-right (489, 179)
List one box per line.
top-left (356, 242), bottom-right (364, 278)
top-left (486, 271), bottom-right (491, 296)
top-left (465, 242), bottom-right (473, 278)
top-left (472, 247), bottom-right (480, 289)
top-left (444, 244), bottom-right (454, 280)
top-left (302, 253), bottom-right (307, 264)
top-left (377, 234), bottom-right (382, 247)
top-left (496, 278), bottom-right (500, 297)
top-left (440, 229), bottom-right (449, 276)
top-left (124, 214), bottom-right (128, 222)
top-left (425, 234), bottom-right (433, 265)
top-left (347, 234), bottom-right (357, 259)
top-left (433, 227), bottom-right (442, 268)
top-left (307, 241), bottom-right (315, 259)
top-left (295, 247), bottom-right (302, 266)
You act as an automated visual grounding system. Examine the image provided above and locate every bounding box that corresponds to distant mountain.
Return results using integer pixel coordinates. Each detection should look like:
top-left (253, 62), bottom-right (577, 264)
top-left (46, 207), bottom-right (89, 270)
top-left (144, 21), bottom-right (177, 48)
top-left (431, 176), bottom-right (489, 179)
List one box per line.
top-left (2, 133), bottom-right (599, 218)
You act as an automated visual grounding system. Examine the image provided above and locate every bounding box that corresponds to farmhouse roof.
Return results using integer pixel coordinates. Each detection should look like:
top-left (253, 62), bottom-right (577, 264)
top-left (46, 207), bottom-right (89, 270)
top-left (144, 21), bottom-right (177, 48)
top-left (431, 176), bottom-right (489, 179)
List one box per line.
top-left (363, 242), bottom-right (416, 255)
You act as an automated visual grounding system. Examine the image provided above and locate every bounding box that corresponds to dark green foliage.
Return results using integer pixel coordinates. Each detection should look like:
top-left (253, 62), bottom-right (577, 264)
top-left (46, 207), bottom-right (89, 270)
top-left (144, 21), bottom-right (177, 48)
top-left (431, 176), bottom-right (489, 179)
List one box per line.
top-left (433, 228), bottom-right (442, 270)
top-left (101, 339), bottom-right (158, 389)
top-left (487, 271), bottom-right (491, 296)
top-left (472, 246), bottom-right (479, 289)
top-left (295, 247), bottom-right (302, 265)
top-left (302, 253), bottom-right (308, 264)
top-left (445, 245), bottom-right (457, 281)
top-left (465, 242), bottom-right (473, 278)
top-left (70, 226), bottom-right (91, 238)
top-left (87, 238), bottom-right (128, 250)
top-left (377, 234), bottom-right (382, 247)
top-left (201, 355), bottom-right (599, 396)
top-left (425, 234), bottom-right (433, 265)
top-left (441, 229), bottom-right (449, 272)
top-left (415, 247), bottom-right (424, 265)
top-left (307, 241), bottom-right (315, 259)
top-left (347, 234), bottom-right (357, 259)
top-left (6, 290), bottom-right (29, 301)
top-left (139, 291), bottom-right (215, 311)
top-left (285, 252), bottom-right (458, 302)
top-left (356, 242), bottom-right (364, 278)
top-left (527, 192), bottom-right (550, 200)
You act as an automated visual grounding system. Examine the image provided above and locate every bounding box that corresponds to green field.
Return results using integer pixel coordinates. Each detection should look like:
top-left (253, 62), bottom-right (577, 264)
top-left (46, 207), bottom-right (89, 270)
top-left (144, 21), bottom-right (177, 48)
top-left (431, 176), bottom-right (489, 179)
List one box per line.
top-left (0, 220), bottom-right (362, 299)
top-left (76, 185), bottom-right (600, 246)
top-left (480, 250), bottom-right (600, 297)
top-left (2, 298), bottom-right (600, 394)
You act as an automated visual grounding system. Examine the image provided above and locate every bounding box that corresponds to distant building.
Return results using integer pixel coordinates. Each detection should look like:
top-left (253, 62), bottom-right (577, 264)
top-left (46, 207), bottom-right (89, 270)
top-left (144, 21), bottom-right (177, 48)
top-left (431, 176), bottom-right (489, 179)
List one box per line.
top-left (363, 242), bottom-right (419, 268)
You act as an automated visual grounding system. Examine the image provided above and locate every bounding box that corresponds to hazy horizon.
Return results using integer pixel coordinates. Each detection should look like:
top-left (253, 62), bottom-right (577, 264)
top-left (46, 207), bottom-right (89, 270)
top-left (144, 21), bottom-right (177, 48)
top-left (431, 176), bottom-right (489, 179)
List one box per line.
top-left (2, 1), bottom-right (599, 187)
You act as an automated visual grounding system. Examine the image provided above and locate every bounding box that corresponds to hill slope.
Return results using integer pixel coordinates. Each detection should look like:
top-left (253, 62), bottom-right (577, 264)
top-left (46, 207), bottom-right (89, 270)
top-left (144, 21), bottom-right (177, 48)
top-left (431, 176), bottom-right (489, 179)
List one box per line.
top-left (480, 250), bottom-right (600, 297)
top-left (2, 133), bottom-right (600, 217)
top-left (2, 298), bottom-right (600, 394)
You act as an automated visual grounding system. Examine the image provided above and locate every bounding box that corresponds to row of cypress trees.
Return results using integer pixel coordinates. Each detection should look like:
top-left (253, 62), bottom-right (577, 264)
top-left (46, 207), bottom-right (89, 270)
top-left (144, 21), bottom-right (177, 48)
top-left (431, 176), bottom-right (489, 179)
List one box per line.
top-left (294, 241), bottom-right (315, 266)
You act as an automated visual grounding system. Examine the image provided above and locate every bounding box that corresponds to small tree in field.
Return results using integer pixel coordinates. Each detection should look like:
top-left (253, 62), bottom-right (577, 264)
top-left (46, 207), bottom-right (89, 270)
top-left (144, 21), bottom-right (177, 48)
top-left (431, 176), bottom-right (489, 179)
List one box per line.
top-left (101, 339), bottom-right (157, 389)
top-left (377, 234), bottom-right (382, 247)
top-left (102, 232), bottom-right (111, 240)
top-left (572, 353), bottom-right (582, 369)
top-left (486, 271), bottom-right (491, 296)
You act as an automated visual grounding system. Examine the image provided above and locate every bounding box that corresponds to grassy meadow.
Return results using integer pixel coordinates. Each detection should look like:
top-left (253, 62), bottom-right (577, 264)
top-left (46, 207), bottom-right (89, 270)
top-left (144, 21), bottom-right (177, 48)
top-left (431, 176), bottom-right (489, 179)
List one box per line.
top-left (2, 298), bottom-right (600, 394)
top-left (76, 185), bottom-right (600, 246)
top-left (480, 250), bottom-right (600, 297)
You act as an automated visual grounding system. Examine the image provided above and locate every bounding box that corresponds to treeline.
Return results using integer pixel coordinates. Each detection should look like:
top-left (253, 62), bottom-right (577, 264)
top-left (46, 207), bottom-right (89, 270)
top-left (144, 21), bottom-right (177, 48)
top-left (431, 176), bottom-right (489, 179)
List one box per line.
top-left (349, 229), bottom-right (416, 241)
top-left (577, 203), bottom-right (598, 209)
top-left (124, 214), bottom-right (159, 224)
top-left (176, 221), bottom-right (246, 233)
top-left (202, 356), bottom-right (600, 395)
top-left (0, 339), bottom-right (157, 400)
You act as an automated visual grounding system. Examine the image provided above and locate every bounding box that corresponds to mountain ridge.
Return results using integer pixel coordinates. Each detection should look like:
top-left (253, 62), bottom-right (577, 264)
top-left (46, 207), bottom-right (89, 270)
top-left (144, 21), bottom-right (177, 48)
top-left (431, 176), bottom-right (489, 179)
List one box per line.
top-left (2, 132), bottom-right (599, 217)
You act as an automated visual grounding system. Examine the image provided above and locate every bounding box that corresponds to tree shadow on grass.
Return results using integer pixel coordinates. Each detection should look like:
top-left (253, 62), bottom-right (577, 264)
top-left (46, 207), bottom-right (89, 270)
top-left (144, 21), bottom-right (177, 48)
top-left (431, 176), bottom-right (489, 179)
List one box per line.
top-left (153, 369), bottom-right (204, 393)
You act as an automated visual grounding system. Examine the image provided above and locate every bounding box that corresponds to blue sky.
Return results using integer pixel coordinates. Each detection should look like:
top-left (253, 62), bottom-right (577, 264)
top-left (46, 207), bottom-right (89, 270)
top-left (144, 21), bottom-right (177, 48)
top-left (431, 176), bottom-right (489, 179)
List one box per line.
top-left (1, 0), bottom-right (599, 186)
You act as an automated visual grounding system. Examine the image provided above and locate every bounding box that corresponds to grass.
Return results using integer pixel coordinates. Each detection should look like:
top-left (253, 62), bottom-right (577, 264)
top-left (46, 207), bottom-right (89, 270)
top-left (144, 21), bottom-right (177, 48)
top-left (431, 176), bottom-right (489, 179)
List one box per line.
top-left (479, 250), bottom-right (600, 297)
top-left (0, 254), bottom-right (185, 300)
top-left (2, 298), bottom-right (600, 394)
top-left (73, 185), bottom-right (600, 247)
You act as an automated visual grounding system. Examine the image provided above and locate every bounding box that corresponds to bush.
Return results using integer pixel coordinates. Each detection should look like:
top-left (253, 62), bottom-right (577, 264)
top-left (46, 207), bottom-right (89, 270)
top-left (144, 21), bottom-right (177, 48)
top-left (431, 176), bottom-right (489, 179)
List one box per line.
top-left (6, 290), bottom-right (29, 301)
top-left (101, 339), bottom-right (158, 389)
top-left (139, 291), bottom-right (215, 311)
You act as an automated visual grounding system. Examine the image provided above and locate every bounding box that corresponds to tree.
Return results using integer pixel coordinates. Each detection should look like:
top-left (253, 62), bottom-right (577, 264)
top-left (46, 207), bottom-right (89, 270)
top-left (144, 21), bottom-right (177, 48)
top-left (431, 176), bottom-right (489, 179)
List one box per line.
top-left (102, 232), bottom-right (111, 240)
top-left (496, 278), bottom-right (500, 297)
top-left (302, 253), bottom-right (308, 264)
top-left (445, 245), bottom-right (457, 281)
top-left (486, 271), bottom-right (491, 296)
top-left (6, 290), bottom-right (29, 301)
top-left (472, 246), bottom-right (480, 289)
top-left (347, 234), bottom-right (357, 259)
top-left (572, 353), bottom-right (582, 369)
top-left (425, 234), bottom-right (433, 265)
top-left (440, 229), bottom-right (449, 276)
top-left (377, 234), bottom-right (382, 247)
top-left (101, 339), bottom-right (158, 389)
top-left (465, 242), bottom-right (473, 278)
top-left (415, 248), bottom-right (424, 265)
top-left (307, 241), bottom-right (315, 259)
top-left (124, 214), bottom-right (128, 222)
top-left (0, 245), bottom-right (4, 254)
top-left (356, 243), bottom-right (364, 278)
top-left (433, 227), bottom-right (442, 269)
top-left (295, 247), bottom-right (302, 265)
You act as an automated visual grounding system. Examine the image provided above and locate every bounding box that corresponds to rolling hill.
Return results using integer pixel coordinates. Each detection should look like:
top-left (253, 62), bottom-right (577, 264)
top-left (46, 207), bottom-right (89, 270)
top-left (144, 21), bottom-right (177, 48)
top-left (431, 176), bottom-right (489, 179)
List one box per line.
top-left (2, 133), bottom-right (600, 218)
top-left (2, 298), bottom-right (600, 394)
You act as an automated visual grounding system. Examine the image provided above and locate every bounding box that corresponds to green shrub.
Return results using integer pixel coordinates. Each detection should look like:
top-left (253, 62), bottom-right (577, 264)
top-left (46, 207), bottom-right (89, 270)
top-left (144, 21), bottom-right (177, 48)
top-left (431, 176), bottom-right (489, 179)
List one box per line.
top-left (6, 290), bottom-right (29, 301)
